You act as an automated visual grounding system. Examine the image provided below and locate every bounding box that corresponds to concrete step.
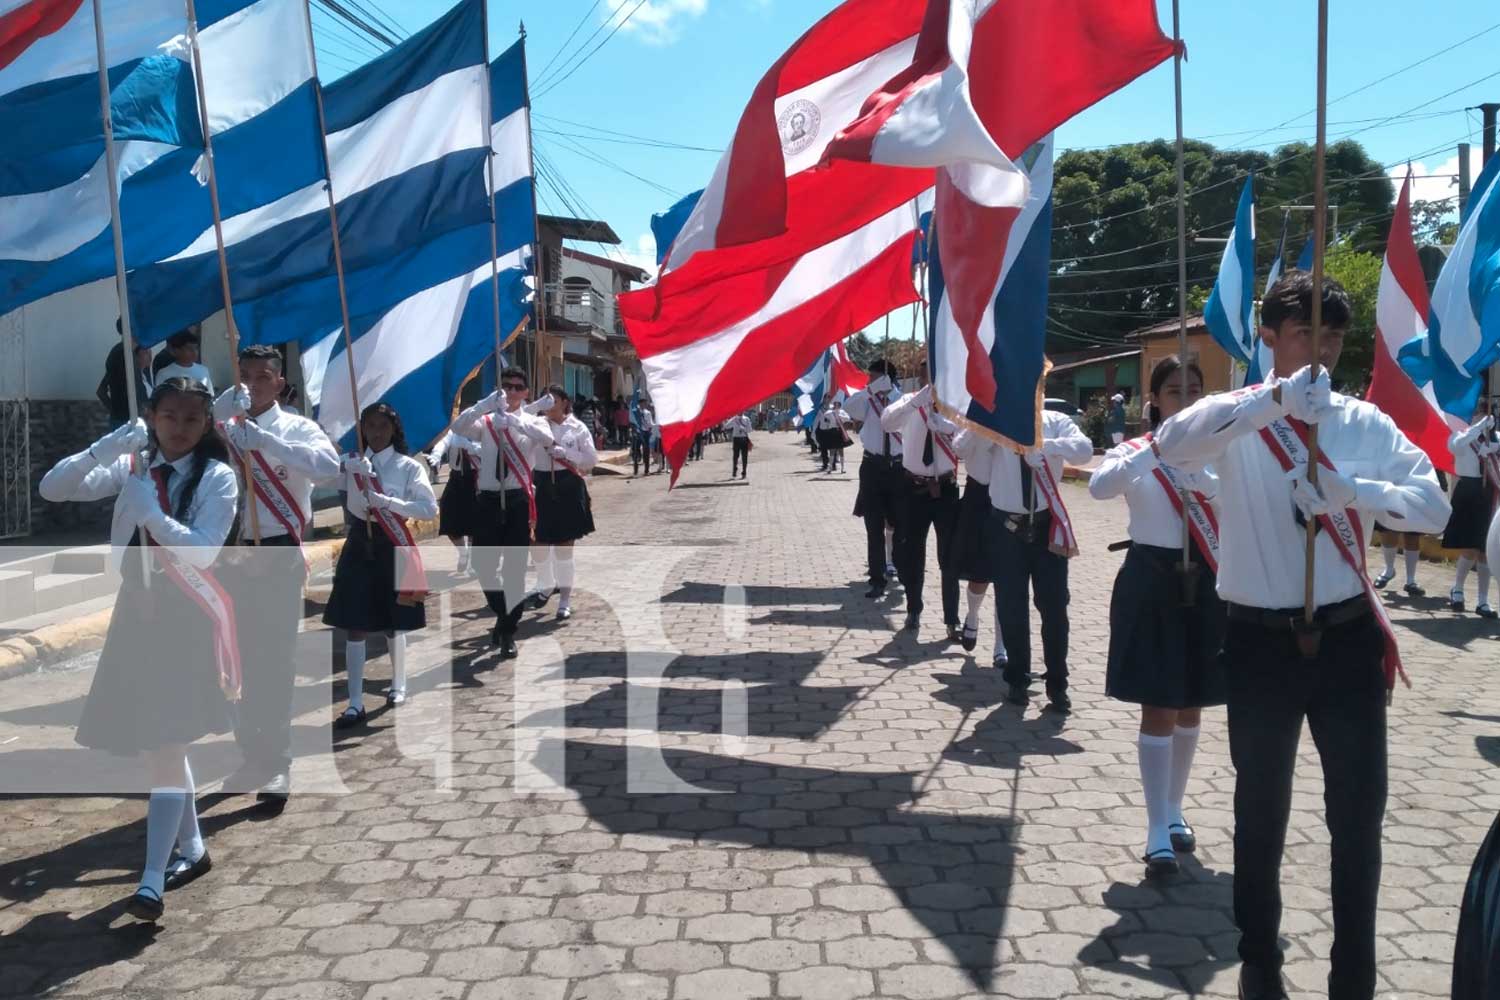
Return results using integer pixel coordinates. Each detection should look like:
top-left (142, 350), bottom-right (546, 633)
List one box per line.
top-left (0, 569), bottom-right (36, 622)
top-left (50, 547), bottom-right (109, 575)
top-left (30, 572), bottom-right (112, 616)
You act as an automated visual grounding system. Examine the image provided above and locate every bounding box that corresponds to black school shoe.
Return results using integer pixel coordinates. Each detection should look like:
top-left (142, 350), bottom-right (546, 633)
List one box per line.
top-left (500, 636), bottom-right (519, 660)
top-left (164, 851), bottom-right (212, 891)
top-left (125, 886), bottom-right (164, 921)
top-left (1169, 821), bottom-right (1196, 853)
top-left (1237, 965), bottom-right (1289, 1000)
top-left (1005, 682), bottom-right (1029, 707)
top-left (1143, 849), bottom-right (1179, 879)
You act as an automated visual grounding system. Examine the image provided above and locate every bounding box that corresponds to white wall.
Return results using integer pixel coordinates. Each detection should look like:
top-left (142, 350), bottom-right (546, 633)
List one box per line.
top-left (560, 256), bottom-right (618, 332)
top-left (14, 280), bottom-right (235, 400)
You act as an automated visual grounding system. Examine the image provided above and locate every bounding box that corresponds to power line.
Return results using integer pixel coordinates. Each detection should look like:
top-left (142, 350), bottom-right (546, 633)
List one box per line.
top-left (533, 113), bottom-right (724, 153)
top-left (532, 0), bottom-right (651, 101)
top-left (534, 0), bottom-right (606, 85)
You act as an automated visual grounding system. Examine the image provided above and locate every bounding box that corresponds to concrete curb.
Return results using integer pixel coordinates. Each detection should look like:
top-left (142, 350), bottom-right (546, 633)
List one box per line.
top-left (0, 521), bottom-right (436, 684)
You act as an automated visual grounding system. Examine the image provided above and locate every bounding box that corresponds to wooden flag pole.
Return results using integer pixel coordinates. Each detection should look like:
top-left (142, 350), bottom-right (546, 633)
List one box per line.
top-left (91, 0), bottom-right (151, 584)
top-left (299, 1), bottom-right (372, 538)
top-left (184, 0), bottom-right (261, 544)
top-left (1303, 0), bottom-right (1331, 627)
top-left (1170, 0), bottom-right (1192, 586)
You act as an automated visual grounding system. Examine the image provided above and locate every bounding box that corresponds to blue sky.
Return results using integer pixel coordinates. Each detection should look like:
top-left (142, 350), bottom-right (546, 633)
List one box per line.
top-left (328, 0), bottom-right (1497, 286)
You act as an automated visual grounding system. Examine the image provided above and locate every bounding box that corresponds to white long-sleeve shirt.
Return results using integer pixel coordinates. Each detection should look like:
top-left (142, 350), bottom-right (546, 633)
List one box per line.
top-left (843, 388), bottom-right (904, 456)
top-left (345, 446), bottom-right (438, 523)
top-left (40, 450), bottom-right (238, 571)
top-left (1154, 385), bottom-right (1449, 609)
top-left (959, 411), bottom-right (1092, 514)
top-left (1089, 437), bottom-right (1219, 549)
top-left (235, 403), bottom-right (340, 541)
top-left (953, 429), bottom-right (994, 485)
top-left (453, 400), bottom-right (553, 492)
top-left (727, 415), bottom-right (752, 438)
top-left (880, 391), bottom-right (960, 478)
top-left (1448, 420), bottom-right (1494, 479)
top-left (532, 414), bottom-right (599, 474)
top-left (429, 430), bottom-right (482, 472)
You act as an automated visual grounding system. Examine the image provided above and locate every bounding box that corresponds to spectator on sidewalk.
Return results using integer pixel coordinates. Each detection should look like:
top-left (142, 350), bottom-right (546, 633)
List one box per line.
top-left (97, 325), bottom-right (154, 428)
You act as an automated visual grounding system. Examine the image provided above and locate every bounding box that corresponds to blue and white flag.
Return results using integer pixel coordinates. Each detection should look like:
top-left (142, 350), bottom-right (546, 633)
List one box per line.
top-left (1295, 235), bottom-right (1316, 271)
top-left (651, 189), bottom-right (703, 268)
top-left (291, 31), bottom-right (538, 452)
top-left (1204, 175), bottom-right (1256, 366)
top-left (928, 137), bottom-right (1053, 449)
top-left (0, 0), bottom-right (321, 317)
top-left (128, 0), bottom-right (492, 345)
top-left (1246, 210), bottom-right (1291, 385)
top-left (1399, 152), bottom-right (1500, 421)
top-left (793, 351), bottom-right (827, 430)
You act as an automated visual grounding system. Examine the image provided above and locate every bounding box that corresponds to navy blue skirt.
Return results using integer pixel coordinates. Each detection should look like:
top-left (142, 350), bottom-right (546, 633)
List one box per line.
top-left (1105, 542), bottom-right (1227, 708)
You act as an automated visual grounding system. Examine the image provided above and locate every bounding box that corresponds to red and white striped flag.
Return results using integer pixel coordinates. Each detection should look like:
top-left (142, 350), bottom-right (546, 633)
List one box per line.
top-left (829, 338), bottom-right (869, 397)
top-left (658, 0), bottom-right (931, 281)
top-left (1367, 171), bottom-right (1463, 473)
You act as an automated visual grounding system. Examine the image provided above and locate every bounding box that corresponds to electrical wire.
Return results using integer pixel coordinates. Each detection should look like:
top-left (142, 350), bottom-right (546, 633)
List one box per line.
top-left (534, 0), bottom-right (606, 85)
top-left (532, 0), bottom-right (651, 101)
top-left (533, 114), bottom-right (725, 153)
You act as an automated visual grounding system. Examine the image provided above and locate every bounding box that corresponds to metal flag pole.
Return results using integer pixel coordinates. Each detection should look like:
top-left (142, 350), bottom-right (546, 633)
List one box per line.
top-left (90, 0), bottom-right (151, 584)
top-left (1171, 0), bottom-right (1192, 591)
top-left (184, 0), bottom-right (262, 544)
top-left (1303, 0), bottom-right (1331, 628)
top-left (298, 0), bottom-right (372, 537)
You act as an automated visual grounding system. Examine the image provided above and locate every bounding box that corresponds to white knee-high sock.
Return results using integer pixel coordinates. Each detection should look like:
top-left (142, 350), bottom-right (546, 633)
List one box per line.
top-left (1138, 734), bottom-right (1174, 857)
top-left (143, 787), bottom-right (187, 896)
top-left (176, 760), bottom-right (204, 863)
top-left (964, 588), bottom-right (984, 629)
top-left (884, 526), bottom-right (895, 565)
top-left (1168, 725), bottom-right (1200, 828)
top-left (1381, 543), bottom-right (1397, 576)
top-left (1456, 555), bottom-right (1475, 594)
top-left (1405, 548), bottom-right (1421, 586)
top-left (389, 633), bottom-right (407, 696)
top-left (345, 639), bottom-right (367, 712)
top-left (555, 551), bottom-right (576, 610)
top-left (1479, 564), bottom-right (1492, 607)
top-left (534, 547), bottom-right (556, 593)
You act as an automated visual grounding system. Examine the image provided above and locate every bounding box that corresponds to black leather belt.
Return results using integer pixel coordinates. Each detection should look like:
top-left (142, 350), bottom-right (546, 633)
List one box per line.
top-left (1225, 595), bottom-right (1369, 631)
top-left (240, 534), bottom-right (299, 547)
top-left (477, 488), bottom-right (528, 497)
top-left (862, 453), bottom-right (899, 466)
top-left (905, 471), bottom-right (955, 486)
top-left (993, 509), bottom-right (1051, 544)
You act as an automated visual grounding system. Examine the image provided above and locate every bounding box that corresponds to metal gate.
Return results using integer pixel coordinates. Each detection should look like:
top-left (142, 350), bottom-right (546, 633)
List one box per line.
top-left (0, 309), bottom-right (29, 540)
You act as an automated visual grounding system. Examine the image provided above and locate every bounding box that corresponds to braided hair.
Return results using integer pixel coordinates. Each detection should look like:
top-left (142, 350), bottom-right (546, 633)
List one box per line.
top-left (146, 377), bottom-right (228, 521)
top-left (361, 402), bottom-right (408, 455)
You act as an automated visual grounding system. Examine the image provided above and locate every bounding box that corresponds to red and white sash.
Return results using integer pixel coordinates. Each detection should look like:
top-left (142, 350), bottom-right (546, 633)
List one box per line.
top-left (867, 393), bottom-right (903, 446)
top-left (1121, 436), bottom-right (1221, 573)
top-left (224, 433), bottom-right (307, 544)
top-left (917, 407), bottom-right (959, 469)
top-left (143, 468), bottom-right (243, 702)
top-left (349, 462), bottom-right (428, 602)
top-left (1257, 417), bottom-right (1407, 692)
top-left (484, 414), bottom-right (538, 532)
top-left (1029, 454), bottom-right (1079, 559)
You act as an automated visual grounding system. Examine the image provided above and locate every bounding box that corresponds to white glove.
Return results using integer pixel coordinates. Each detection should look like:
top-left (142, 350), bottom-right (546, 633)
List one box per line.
top-left (1121, 442), bottom-right (1159, 476)
top-left (1023, 448), bottom-right (1046, 469)
top-left (425, 450), bottom-right (444, 469)
top-left (910, 384), bottom-right (934, 408)
top-left (365, 491), bottom-right (394, 511)
top-left (550, 445), bottom-right (570, 463)
top-left (1481, 440), bottom-right (1500, 457)
top-left (91, 419), bottom-right (148, 464)
top-left (224, 418), bottom-right (268, 453)
top-left (212, 385), bottom-right (251, 422)
top-left (475, 390), bottom-right (504, 415)
top-left (1287, 466), bottom-right (1358, 518)
top-left (868, 375), bottom-right (893, 395)
top-left (116, 473), bottom-right (163, 526)
top-left (1279, 365), bottom-right (1333, 424)
top-left (343, 455), bottom-right (373, 479)
top-left (525, 394), bottom-right (556, 415)
top-left (1476, 414), bottom-right (1496, 435)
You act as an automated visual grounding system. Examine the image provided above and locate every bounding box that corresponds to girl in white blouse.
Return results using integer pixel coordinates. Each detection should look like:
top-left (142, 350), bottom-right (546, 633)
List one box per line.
top-left (1089, 355), bottom-right (1226, 880)
top-left (326, 404), bottom-right (438, 728)
top-left (518, 386), bottom-right (599, 621)
top-left (40, 377), bottom-right (239, 921)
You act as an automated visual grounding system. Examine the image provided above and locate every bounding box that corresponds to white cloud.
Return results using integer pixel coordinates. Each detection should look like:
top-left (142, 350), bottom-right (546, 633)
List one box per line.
top-left (617, 232), bottom-right (659, 280)
top-left (1391, 146), bottom-right (1484, 213)
top-left (605, 0), bottom-right (708, 46)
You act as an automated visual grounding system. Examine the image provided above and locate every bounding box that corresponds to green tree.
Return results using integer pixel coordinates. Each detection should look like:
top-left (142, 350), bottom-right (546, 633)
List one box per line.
top-left (1321, 243), bottom-right (1382, 389)
top-left (1047, 138), bottom-right (1394, 352)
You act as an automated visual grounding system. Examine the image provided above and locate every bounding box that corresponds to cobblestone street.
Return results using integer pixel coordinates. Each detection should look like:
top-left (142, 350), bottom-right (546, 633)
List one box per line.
top-left (2, 433), bottom-right (1497, 999)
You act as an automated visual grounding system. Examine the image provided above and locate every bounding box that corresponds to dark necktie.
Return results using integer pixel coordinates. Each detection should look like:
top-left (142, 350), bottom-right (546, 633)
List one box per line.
top-left (922, 429), bottom-right (934, 468)
top-left (1019, 453), bottom-right (1034, 512)
top-left (494, 424), bottom-right (508, 485)
top-left (878, 395), bottom-right (890, 456)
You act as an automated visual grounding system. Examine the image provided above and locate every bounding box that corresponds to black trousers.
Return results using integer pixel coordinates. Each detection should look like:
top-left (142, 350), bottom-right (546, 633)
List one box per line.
top-left (1225, 612), bottom-right (1387, 1000)
top-left (987, 510), bottom-right (1069, 693)
top-left (230, 538), bottom-right (304, 774)
top-left (898, 477), bottom-right (960, 624)
top-left (732, 438), bottom-right (750, 476)
top-left (471, 490), bottom-right (532, 638)
top-left (858, 456), bottom-right (903, 588)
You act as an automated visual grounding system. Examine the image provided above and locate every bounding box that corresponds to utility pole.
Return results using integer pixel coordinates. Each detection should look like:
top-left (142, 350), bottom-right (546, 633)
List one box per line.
top-left (1479, 102), bottom-right (1498, 165)
top-left (1458, 142), bottom-right (1472, 217)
